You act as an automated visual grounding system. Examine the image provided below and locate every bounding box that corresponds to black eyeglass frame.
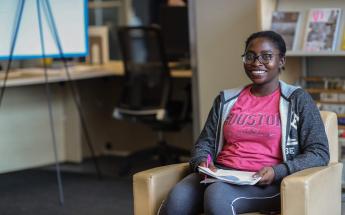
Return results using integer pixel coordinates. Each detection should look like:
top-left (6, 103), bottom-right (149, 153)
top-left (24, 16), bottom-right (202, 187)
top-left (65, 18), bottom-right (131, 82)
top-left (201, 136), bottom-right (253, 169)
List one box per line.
top-left (241, 53), bottom-right (283, 65)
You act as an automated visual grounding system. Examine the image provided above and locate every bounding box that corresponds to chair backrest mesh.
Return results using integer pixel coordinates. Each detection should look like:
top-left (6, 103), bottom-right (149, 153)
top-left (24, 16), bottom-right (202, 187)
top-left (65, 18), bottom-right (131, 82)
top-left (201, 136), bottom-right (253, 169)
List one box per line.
top-left (118, 26), bottom-right (171, 110)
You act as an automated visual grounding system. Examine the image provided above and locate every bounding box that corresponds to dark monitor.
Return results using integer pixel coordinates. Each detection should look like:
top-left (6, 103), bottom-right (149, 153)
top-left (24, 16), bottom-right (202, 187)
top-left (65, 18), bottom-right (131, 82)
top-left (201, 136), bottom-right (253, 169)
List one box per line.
top-left (159, 6), bottom-right (190, 62)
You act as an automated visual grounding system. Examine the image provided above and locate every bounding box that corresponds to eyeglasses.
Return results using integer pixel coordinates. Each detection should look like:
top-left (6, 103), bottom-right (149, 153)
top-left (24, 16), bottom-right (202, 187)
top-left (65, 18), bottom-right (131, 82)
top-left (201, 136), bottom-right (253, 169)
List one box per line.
top-left (241, 53), bottom-right (281, 64)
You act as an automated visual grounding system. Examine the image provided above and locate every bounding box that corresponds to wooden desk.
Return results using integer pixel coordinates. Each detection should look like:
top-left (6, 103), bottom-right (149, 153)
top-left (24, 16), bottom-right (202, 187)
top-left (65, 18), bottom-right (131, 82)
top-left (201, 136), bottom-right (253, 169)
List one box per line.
top-left (1, 60), bottom-right (192, 87)
top-left (0, 60), bottom-right (191, 173)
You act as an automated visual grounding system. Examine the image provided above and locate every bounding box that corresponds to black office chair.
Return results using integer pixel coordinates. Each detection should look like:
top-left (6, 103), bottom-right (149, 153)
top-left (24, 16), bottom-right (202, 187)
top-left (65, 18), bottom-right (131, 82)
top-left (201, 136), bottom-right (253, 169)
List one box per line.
top-left (114, 26), bottom-right (191, 174)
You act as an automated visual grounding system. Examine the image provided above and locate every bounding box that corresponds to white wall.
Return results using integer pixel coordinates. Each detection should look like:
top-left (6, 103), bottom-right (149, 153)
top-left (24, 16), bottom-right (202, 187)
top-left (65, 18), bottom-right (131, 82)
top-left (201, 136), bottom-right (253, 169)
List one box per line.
top-left (190, 0), bottom-right (258, 135)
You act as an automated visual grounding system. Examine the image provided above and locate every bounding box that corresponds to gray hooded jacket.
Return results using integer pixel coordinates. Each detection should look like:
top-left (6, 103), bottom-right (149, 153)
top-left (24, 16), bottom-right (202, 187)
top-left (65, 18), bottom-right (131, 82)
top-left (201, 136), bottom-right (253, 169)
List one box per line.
top-left (190, 81), bottom-right (330, 182)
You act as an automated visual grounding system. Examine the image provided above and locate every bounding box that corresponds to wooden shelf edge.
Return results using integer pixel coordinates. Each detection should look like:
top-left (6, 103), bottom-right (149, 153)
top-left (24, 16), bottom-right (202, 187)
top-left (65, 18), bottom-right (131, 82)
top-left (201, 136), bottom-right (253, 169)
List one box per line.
top-left (316, 100), bottom-right (345, 105)
top-left (286, 51), bottom-right (345, 57)
top-left (307, 88), bottom-right (345, 93)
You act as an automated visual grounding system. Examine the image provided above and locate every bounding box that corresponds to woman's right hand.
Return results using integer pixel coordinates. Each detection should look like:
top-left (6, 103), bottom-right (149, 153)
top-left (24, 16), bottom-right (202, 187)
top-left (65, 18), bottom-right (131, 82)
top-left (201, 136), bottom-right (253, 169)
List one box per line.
top-left (199, 161), bottom-right (217, 172)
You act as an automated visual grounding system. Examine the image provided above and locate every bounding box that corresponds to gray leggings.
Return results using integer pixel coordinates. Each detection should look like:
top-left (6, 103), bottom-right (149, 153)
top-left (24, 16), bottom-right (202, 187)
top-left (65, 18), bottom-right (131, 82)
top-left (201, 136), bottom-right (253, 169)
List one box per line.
top-left (158, 173), bottom-right (280, 215)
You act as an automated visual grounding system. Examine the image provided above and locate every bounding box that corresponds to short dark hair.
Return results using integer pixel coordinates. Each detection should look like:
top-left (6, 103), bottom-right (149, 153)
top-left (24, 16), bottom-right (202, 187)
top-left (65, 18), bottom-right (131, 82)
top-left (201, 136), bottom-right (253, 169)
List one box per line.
top-left (244, 31), bottom-right (286, 56)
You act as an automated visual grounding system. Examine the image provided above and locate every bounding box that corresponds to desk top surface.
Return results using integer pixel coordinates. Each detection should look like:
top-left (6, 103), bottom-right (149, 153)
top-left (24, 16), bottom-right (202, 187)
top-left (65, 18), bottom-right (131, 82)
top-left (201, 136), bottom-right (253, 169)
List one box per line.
top-left (0, 60), bottom-right (192, 87)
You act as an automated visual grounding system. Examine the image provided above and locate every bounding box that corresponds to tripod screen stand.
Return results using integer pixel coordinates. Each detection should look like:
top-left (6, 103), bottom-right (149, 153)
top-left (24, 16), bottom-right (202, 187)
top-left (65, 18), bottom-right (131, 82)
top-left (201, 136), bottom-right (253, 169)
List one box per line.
top-left (0, 0), bottom-right (101, 204)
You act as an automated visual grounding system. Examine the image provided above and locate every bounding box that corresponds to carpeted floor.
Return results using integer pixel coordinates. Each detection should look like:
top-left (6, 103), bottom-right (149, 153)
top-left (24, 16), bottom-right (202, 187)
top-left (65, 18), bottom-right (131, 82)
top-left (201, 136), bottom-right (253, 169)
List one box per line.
top-left (1, 156), bottom-right (345, 215)
top-left (0, 156), bottom-right (161, 215)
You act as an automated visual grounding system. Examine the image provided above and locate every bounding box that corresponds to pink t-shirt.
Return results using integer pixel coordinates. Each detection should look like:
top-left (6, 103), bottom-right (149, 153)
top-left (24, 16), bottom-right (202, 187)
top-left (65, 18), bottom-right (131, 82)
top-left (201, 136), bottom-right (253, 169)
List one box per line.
top-left (216, 86), bottom-right (283, 171)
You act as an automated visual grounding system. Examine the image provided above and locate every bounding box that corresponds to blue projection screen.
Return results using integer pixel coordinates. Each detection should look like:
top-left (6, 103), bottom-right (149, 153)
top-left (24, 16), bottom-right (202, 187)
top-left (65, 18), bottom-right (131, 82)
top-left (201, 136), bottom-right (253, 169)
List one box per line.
top-left (0, 0), bottom-right (88, 60)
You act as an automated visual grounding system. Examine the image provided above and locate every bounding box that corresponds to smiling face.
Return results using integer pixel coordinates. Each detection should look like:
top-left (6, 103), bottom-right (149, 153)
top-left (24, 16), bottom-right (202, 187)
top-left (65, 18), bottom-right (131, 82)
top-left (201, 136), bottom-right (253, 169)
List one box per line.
top-left (243, 37), bottom-right (285, 93)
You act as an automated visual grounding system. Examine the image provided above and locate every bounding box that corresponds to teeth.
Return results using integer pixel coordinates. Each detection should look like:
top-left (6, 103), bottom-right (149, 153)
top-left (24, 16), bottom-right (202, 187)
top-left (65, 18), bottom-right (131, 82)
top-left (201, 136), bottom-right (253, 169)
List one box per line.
top-left (252, 70), bottom-right (265, 74)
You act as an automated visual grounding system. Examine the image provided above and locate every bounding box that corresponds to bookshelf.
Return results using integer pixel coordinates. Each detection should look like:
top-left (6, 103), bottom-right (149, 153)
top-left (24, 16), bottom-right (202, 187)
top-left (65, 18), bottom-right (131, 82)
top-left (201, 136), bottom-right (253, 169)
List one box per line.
top-left (258, 0), bottom-right (345, 54)
top-left (257, 0), bottom-right (345, 168)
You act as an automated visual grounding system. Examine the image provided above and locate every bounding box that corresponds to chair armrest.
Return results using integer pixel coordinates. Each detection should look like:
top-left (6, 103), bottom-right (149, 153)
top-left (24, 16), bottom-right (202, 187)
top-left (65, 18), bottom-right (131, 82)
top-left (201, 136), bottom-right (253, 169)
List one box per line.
top-left (281, 163), bottom-right (343, 215)
top-left (133, 163), bottom-right (190, 215)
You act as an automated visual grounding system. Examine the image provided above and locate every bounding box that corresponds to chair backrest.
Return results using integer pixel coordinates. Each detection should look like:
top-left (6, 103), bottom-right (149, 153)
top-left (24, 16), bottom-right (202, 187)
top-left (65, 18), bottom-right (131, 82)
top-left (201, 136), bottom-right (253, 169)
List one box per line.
top-left (117, 26), bottom-right (171, 113)
top-left (320, 111), bottom-right (339, 163)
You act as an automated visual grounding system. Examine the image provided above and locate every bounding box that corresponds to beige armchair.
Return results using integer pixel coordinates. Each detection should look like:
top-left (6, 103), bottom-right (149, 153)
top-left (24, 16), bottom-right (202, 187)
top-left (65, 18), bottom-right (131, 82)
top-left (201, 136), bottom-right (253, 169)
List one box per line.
top-left (133, 111), bottom-right (343, 215)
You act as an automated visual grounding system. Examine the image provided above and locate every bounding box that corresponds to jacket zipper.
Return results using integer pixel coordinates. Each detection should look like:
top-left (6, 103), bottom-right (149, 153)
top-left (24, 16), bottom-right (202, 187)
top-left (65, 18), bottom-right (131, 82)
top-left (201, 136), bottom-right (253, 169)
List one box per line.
top-left (215, 95), bottom-right (224, 158)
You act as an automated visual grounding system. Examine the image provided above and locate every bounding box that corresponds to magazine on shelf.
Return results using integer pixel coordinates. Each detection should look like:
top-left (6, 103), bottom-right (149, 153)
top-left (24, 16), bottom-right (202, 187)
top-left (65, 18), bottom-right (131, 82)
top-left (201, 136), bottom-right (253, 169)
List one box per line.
top-left (270, 11), bottom-right (300, 50)
top-left (303, 8), bottom-right (342, 52)
top-left (198, 166), bottom-right (261, 185)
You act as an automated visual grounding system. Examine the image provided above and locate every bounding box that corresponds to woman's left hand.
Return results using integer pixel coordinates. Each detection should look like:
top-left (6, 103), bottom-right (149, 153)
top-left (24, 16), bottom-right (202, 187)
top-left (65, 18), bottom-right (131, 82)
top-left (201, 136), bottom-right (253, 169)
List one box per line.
top-left (254, 167), bottom-right (275, 185)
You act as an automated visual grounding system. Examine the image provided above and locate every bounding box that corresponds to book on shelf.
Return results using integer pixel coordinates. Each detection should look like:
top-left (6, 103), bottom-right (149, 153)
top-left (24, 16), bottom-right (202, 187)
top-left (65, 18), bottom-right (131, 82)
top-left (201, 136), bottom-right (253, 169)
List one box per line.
top-left (270, 11), bottom-right (300, 50)
top-left (303, 8), bottom-right (342, 52)
top-left (342, 31), bottom-right (345, 51)
top-left (198, 166), bottom-right (261, 185)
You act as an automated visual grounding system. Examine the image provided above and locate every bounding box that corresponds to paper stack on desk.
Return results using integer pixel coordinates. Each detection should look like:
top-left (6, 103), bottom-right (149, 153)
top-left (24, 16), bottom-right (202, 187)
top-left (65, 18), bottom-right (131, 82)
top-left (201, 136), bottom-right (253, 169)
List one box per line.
top-left (198, 166), bottom-right (261, 185)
